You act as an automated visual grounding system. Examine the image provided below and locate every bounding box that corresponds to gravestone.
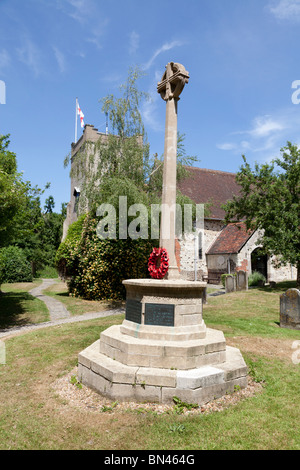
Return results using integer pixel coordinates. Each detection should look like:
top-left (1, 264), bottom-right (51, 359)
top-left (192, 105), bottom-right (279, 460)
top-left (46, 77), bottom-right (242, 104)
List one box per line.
top-left (280, 289), bottom-right (300, 330)
top-left (236, 270), bottom-right (248, 291)
top-left (225, 274), bottom-right (236, 293)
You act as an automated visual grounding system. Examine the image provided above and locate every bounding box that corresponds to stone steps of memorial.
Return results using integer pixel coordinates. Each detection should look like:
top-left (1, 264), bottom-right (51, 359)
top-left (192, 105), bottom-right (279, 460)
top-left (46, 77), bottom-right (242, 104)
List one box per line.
top-left (78, 339), bottom-right (247, 404)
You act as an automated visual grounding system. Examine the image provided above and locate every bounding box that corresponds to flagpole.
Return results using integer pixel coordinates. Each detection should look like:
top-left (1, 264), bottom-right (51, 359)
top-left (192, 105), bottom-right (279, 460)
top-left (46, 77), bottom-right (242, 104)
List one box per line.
top-left (75, 97), bottom-right (78, 143)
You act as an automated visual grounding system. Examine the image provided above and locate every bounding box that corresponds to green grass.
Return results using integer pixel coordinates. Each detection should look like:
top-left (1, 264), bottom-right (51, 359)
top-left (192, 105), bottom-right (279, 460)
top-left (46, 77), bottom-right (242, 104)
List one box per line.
top-left (0, 281), bottom-right (49, 328)
top-left (35, 266), bottom-right (59, 279)
top-left (42, 279), bottom-right (125, 316)
top-left (0, 280), bottom-right (299, 449)
top-left (204, 281), bottom-right (299, 339)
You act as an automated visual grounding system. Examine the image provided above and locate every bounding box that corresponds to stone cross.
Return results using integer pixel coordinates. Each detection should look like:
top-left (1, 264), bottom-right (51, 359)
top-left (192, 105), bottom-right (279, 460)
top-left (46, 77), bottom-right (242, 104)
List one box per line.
top-left (157, 62), bottom-right (189, 280)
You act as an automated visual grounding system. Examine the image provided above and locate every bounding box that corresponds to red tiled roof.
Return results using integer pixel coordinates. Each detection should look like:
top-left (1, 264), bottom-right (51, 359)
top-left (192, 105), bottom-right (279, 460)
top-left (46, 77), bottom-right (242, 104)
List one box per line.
top-left (178, 167), bottom-right (241, 220)
top-left (207, 222), bottom-right (254, 254)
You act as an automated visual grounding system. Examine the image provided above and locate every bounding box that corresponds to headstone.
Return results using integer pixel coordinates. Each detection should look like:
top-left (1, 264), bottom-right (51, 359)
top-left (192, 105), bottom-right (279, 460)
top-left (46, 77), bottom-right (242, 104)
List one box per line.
top-left (225, 274), bottom-right (236, 293)
top-left (236, 270), bottom-right (248, 291)
top-left (280, 289), bottom-right (300, 330)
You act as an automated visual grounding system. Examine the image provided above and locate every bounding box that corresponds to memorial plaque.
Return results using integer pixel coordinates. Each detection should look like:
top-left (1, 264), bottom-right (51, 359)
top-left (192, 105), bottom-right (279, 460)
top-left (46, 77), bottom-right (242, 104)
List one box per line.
top-left (145, 303), bottom-right (175, 327)
top-left (125, 299), bottom-right (142, 324)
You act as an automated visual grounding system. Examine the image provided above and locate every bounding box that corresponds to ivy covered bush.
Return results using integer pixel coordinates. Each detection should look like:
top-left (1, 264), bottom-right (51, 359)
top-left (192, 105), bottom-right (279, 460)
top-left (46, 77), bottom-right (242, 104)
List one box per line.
top-left (56, 214), bottom-right (156, 300)
top-left (55, 214), bottom-right (86, 280)
top-left (0, 246), bottom-right (32, 284)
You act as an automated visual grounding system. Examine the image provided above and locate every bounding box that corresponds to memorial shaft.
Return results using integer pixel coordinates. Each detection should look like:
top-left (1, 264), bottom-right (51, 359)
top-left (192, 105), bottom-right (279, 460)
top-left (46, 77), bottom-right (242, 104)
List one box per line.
top-left (160, 97), bottom-right (179, 279)
top-left (157, 62), bottom-right (189, 280)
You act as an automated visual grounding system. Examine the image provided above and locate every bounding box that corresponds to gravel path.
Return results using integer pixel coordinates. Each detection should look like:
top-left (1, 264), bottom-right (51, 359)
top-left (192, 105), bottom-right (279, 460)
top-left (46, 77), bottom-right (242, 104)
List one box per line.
top-left (29, 279), bottom-right (71, 321)
top-left (0, 279), bottom-right (125, 339)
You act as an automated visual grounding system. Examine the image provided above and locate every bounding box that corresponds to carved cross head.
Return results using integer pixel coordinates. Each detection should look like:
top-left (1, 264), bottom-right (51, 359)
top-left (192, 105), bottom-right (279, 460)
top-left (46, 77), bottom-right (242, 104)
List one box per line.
top-left (157, 62), bottom-right (189, 101)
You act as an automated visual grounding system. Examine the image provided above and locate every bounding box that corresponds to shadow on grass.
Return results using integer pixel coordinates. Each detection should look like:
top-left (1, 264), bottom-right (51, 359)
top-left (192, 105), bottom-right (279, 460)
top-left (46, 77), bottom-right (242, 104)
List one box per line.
top-left (0, 291), bottom-right (35, 330)
top-left (255, 280), bottom-right (298, 293)
top-left (51, 290), bottom-right (125, 308)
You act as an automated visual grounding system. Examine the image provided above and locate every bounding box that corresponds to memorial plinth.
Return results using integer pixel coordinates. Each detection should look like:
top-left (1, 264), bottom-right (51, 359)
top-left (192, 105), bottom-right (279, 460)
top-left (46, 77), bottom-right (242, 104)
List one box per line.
top-left (78, 279), bottom-right (247, 404)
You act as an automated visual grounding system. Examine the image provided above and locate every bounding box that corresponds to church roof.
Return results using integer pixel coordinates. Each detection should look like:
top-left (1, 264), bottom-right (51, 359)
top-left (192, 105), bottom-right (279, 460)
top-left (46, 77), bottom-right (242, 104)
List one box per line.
top-left (178, 167), bottom-right (241, 220)
top-left (207, 222), bottom-right (254, 254)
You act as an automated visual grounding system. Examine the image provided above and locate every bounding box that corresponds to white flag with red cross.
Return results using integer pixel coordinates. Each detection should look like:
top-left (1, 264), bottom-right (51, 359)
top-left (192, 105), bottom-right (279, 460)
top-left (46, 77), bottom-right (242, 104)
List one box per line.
top-left (77, 101), bottom-right (85, 128)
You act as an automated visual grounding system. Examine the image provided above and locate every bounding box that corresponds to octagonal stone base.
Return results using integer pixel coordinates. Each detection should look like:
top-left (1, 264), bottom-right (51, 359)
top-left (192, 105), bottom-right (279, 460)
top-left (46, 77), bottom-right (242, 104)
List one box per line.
top-left (78, 279), bottom-right (248, 404)
top-left (78, 339), bottom-right (247, 404)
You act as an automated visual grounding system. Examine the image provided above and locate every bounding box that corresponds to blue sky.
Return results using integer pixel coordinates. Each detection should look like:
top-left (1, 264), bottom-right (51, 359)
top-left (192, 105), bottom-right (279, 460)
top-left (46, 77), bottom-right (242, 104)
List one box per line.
top-left (1, 0), bottom-right (300, 211)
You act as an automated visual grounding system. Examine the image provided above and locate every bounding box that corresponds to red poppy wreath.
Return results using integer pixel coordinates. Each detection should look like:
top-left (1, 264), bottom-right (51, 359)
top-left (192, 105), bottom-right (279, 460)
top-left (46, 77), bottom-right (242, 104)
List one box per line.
top-left (148, 247), bottom-right (169, 279)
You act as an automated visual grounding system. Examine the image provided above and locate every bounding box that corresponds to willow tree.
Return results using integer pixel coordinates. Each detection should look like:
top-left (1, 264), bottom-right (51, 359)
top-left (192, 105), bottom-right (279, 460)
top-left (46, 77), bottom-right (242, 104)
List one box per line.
top-left (74, 66), bottom-right (150, 214)
top-left (223, 142), bottom-right (300, 286)
top-left (70, 66), bottom-right (199, 218)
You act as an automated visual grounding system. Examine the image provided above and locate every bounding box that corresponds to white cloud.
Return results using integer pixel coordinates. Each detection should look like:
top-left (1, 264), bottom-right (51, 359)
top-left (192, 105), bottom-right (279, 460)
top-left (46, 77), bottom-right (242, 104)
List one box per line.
top-left (87, 19), bottom-right (109, 49)
top-left (16, 37), bottom-right (42, 77)
top-left (64, 0), bottom-right (93, 23)
top-left (217, 140), bottom-right (250, 152)
top-left (53, 46), bottom-right (66, 73)
top-left (129, 31), bottom-right (139, 55)
top-left (247, 115), bottom-right (286, 137)
top-left (216, 142), bottom-right (237, 151)
top-left (142, 97), bottom-right (162, 133)
top-left (269, 0), bottom-right (300, 21)
top-left (143, 40), bottom-right (185, 70)
top-left (216, 112), bottom-right (293, 159)
top-left (0, 49), bottom-right (10, 73)
top-left (141, 71), bottom-right (164, 132)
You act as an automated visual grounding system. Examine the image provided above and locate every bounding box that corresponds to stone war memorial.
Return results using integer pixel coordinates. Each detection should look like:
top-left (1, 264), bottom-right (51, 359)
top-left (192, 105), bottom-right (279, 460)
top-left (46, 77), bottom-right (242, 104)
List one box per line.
top-left (78, 62), bottom-right (248, 404)
top-left (280, 288), bottom-right (300, 330)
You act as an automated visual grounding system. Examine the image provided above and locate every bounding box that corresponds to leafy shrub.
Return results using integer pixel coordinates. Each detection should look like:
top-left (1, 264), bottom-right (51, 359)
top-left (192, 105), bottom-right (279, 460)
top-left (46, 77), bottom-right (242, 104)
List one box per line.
top-left (0, 246), bottom-right (32, 283)
top-left (56, 214), bottom-right (157, 300)
top-left (55, 214), bottom-right (86, 279)
top-left (248, 271), bottom-right (266, 287)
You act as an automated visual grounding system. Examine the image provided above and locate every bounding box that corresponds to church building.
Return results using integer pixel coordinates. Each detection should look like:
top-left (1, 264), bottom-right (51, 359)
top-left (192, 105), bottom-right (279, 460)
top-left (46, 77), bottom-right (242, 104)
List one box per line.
top-left (63, 124), bottom-right (297, 285)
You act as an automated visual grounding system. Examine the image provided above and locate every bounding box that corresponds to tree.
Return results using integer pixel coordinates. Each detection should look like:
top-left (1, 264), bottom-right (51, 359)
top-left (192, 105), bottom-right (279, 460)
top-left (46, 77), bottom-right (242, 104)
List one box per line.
top-left (223, 142), bottom-right (300, 286)
top-left (0, 134), bottom-right (66, 276)
top-left (0, 135), bottom-right (29, 247)
top-left (44, 195), bottom-right (55, 214)
top-left (71, 66), bottom-right (150, 213)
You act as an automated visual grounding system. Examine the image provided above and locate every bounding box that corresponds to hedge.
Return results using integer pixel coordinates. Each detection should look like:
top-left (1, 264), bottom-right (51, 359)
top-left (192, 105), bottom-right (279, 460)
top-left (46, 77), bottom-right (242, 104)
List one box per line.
top-left (56, 214), bottom-right (157, 300)
top-left (0, 246), bottom-right (32, 284)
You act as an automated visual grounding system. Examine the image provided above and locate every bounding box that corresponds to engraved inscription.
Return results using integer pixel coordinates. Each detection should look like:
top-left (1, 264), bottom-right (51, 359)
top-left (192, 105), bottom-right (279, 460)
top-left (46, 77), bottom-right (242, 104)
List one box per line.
top-left (145, 303), bottom-right (175, 327)
top-left (126, 299), bottom-right (142, 324)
